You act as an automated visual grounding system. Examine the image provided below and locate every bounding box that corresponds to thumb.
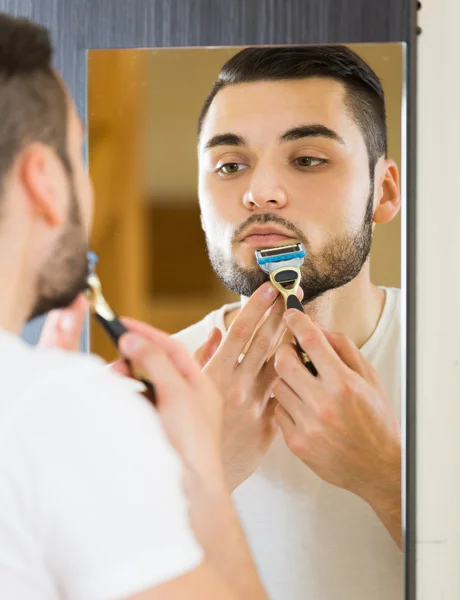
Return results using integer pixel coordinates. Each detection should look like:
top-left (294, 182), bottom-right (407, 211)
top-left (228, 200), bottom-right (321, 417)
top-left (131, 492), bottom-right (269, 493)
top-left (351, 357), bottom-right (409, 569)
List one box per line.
top-left (193, 327), bottom-right (222, 369)
top-left (38, 294), bottom-right (88, 351)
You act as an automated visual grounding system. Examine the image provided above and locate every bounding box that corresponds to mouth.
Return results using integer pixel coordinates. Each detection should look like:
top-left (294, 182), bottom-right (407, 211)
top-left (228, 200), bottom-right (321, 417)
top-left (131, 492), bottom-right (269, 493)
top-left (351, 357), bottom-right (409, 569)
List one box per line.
top-left (239, 227), bottom-right (296, 248)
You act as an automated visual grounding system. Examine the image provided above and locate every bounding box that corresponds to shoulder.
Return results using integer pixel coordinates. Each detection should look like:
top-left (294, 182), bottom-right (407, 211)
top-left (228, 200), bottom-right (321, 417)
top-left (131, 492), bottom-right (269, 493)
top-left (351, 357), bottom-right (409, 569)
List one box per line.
top-left (173, 303), bottom-right (240, 354)
top-left (0, 335), bottom-right (170, 465)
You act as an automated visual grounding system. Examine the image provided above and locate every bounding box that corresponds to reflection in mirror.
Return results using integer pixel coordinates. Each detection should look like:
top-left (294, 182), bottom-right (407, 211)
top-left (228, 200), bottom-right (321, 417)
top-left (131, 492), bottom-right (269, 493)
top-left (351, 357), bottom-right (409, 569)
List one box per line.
top-left (88, 43), bottom-right (404, 600)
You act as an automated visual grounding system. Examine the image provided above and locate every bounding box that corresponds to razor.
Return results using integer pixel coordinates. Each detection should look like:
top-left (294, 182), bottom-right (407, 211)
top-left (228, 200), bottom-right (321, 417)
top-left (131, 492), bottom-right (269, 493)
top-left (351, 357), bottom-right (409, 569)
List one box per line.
top-left (255, 243), bottom-right (318, 376)
top-left (85, 251), bottom-right (156, 402)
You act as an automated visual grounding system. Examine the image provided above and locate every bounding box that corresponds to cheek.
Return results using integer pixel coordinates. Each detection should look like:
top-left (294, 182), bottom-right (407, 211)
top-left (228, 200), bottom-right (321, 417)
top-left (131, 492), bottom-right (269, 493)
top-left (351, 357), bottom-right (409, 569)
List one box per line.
top-left (295, 167), bottom-right (369, 228)
top-left (75, 168), bottom-right (94, 234)
top-left (199, 175), bottom-right (239, 233)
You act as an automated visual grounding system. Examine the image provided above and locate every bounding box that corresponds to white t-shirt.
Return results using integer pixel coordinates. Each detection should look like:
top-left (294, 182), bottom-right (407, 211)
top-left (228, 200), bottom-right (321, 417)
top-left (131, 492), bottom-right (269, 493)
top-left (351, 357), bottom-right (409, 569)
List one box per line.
top-left (174, 287), bottom-right (403, 600)
top-left (0, 330), bottom-right (203, 600)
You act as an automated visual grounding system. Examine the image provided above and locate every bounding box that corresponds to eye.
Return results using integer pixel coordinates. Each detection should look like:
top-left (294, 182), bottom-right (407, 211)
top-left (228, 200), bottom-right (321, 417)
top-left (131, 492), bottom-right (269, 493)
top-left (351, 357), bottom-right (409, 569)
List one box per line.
top-left (294, 156), bottom-right (328, 168)
top-left (217, 162), bottom-right (248, 175)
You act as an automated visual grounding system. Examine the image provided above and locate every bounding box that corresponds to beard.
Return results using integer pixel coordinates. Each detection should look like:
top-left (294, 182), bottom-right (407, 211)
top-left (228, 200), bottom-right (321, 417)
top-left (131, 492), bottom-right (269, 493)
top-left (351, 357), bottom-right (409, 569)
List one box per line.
top-left (28, 181), bottom-right (88, 321)
top-left (206, 187), bottom-right (374, 304)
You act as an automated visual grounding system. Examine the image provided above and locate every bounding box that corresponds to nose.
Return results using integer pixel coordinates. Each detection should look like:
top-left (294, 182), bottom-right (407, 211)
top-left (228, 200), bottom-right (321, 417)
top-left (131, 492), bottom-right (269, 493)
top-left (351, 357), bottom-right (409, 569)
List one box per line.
top-left (243, 170), bottom-right (288, 210)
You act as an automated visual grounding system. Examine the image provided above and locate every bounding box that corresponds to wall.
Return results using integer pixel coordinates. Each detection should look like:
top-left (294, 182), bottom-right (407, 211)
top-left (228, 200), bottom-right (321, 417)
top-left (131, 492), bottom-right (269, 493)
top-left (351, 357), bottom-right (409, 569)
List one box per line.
top-left (417, 1), bottom-right (460, 597)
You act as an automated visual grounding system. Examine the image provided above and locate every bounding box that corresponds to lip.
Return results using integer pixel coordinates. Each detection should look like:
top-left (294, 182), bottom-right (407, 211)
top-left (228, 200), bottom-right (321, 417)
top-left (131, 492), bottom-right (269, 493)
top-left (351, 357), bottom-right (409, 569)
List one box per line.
top-left (239, 225), bottom-right (295, 240)
top-left (242, 233), bottom-right (295, 248)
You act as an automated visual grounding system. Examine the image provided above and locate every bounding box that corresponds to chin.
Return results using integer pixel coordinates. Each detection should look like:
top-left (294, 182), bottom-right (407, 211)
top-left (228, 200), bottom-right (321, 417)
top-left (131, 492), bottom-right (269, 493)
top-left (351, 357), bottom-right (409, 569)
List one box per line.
top-left (232, 245), bottom-right (259, 269)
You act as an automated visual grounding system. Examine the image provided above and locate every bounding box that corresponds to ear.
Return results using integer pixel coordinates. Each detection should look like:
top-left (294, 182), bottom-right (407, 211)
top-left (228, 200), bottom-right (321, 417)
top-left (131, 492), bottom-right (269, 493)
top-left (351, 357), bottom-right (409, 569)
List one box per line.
top-left (19, 144), bottom-right (67, 228)
top-left (373, 158), bottom-right (401, 225)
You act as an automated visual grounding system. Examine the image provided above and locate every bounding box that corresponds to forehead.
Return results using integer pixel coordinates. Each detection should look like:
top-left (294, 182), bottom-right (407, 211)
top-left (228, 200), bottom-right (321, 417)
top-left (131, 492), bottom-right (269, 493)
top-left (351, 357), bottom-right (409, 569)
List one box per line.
top-left (201, 78), bottom-right (357, 142)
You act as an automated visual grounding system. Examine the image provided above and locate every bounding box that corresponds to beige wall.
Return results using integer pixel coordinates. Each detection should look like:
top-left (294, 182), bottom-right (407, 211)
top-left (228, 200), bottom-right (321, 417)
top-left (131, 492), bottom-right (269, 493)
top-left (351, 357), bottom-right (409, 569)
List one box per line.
top-left (417, 1), bottom-right (460, 597)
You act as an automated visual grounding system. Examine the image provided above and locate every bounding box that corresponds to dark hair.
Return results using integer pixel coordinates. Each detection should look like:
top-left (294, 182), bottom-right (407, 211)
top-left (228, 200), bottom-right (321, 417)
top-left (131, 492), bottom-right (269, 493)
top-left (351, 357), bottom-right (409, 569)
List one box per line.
top-left (198, 45), bottom-right (387, 172)
top-left (0, 13), bottom-right (70, 201)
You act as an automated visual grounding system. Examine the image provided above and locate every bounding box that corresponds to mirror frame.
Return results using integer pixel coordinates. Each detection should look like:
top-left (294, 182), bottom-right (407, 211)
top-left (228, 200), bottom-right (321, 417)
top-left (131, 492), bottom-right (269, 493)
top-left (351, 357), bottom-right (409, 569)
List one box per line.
top-left (4, 1), bottom-right (417, 597)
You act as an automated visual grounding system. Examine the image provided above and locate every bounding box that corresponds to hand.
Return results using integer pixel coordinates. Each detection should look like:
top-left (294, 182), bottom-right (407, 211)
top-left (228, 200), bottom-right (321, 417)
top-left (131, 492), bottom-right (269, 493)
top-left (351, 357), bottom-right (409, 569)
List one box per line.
top-left (274, 310), bottom-right (402, 547)
top-left (203, 282), bottom-right (290, 491)
top-left (118, 318), bottom-right (226, 488)
top-left (38, 295), bottom-right (87, 351)
top-left (194, 328), bottom-right (223, 369)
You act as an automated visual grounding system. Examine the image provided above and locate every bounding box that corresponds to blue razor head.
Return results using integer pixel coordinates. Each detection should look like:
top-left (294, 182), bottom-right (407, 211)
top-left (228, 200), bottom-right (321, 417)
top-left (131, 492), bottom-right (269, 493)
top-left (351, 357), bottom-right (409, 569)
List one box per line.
top-left (87, 251), bottom-right (99, 266)
top-left (255, 243), bottom-right (306, 266)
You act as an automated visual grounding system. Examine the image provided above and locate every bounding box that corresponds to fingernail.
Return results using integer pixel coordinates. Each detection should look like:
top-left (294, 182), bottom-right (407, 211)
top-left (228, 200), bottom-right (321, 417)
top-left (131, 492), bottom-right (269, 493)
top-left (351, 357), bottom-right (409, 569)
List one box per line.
top-left (283, 309), bottom-right (298, 323)
top-left (262, 283), bottom-right (277, 299)
top-left (59, 311), bottom-right (76, 333)
top-left (120, 333), bottom-right (143, 353)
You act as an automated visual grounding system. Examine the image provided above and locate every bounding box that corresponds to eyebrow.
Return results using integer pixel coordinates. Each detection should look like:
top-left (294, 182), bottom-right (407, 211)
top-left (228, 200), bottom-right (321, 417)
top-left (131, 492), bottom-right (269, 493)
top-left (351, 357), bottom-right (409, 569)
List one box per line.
top-left (280, 124), bottom-right (346, 146)
top-left (203, 123), bottom-right (345, 152)
top-left (203, 133), bottom-right (245, 151)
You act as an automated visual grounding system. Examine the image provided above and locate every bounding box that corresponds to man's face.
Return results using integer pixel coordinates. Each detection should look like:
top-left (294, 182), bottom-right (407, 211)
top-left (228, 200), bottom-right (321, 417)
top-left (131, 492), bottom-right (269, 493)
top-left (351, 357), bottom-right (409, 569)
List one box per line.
top-left (198, 78), bottom-right (376, 302)
top-left (29, 94), bottom-right (94, 320)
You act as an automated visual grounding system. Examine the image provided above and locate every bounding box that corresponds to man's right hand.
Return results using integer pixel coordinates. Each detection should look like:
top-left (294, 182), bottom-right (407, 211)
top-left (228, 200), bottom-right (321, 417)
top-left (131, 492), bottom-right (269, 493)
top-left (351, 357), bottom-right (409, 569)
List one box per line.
top-left (199, 282), bottom-right (289, 491)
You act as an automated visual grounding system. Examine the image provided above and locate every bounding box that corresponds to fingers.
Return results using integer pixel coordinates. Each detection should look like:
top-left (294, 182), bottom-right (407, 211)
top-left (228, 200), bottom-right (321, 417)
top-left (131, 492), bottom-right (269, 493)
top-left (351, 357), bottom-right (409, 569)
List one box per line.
top-left (319, 327), bottom-right (375, 381)
top-left (194, 327), bottom-right (222, 369)
top-left (120, 318), bottom-right (203, 388)
top-left (212, 282), bottom-right (278, 369)
top-left (274, 342), bottom-right (319, 399)
top-left (274, 404), bottom-right (296, 435)
top-left (119, 333), bottom-right (190, 402)
top-left (282, 310), bottom-right (345, 381)
top-left (242, 295), bottom-right (286, 371)
top-left (109, 359), bottom-right (132, 378)
top-left (37, 294), bottom-right (87, 351)
top-left (272, 377), bottom-right (307, 424)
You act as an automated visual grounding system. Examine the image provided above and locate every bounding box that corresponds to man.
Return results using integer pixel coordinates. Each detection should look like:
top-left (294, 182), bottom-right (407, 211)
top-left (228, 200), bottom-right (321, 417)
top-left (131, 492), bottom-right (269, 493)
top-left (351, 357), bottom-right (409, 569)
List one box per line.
top-left (0, 14), bottom-right (270, 600)
top-left (172, 46), bottom-right (403, 599)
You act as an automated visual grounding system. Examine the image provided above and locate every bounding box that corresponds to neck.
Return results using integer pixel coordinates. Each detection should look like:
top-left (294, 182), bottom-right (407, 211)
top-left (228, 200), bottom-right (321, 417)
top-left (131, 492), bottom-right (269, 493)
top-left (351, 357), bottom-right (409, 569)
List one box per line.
top-left (225, 264), bottom-right (386, 350)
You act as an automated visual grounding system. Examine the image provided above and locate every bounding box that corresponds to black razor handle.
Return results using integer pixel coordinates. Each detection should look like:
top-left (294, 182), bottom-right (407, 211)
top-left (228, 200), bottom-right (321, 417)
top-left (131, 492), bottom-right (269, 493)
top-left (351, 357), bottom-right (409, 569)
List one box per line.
top-left (286, 295), bottom-right (318, 377)
top-left (94, 313), bottom-right (156, 403)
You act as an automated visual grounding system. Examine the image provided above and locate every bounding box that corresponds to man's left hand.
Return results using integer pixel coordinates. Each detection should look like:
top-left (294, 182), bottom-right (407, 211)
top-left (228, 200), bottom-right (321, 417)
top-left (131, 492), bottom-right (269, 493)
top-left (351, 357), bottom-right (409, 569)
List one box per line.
top-left (273, 309), bottom-right (402, 549)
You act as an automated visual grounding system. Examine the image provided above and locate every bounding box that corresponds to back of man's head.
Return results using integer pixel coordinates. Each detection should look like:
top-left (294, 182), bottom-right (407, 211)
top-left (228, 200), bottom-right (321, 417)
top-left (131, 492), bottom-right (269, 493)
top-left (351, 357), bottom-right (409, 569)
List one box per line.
top-left (198, 45), bottom-right (387, 172)
top-left (0, 13), bottom-right (69, 211)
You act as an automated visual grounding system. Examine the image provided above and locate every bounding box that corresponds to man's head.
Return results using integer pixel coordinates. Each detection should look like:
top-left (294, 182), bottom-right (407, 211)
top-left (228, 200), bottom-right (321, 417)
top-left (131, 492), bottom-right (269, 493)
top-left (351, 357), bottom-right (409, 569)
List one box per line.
top-left (0, 13), bottom-right (92, 322)
top-left (197, 45), bottom-right (400, 302)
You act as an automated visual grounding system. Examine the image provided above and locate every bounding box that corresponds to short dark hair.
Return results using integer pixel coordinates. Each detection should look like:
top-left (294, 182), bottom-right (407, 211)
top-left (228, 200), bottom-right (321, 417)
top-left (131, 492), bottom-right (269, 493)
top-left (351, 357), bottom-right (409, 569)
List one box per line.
top-left (198, 45), bottom-right (387, 172)
top-left (0, 13), bottom-right (69, 205)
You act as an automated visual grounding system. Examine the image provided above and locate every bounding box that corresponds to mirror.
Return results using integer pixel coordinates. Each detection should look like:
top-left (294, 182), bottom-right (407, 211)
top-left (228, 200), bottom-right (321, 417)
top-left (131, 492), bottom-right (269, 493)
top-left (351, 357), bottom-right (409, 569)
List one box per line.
top-left (88, 43), bottom-right (405, 600)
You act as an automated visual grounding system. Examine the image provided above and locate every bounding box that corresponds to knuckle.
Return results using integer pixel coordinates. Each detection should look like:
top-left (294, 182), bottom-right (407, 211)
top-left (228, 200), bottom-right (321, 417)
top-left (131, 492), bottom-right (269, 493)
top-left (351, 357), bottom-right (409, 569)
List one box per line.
top-left (253, 334), bottom-right (271, 355)
top-left (274, 346), bottom-right (292, 374)
top-left (286, 432), bottom-right (304, 455)
top-left (227, 389), bottom-right (247, 409)
top-left (315, 405), bottom-right (336, 425)
top-left (247, 403), bottom-right (262, 421)
top-left (229, 321), bottom-right (252, 343)
top-left (334, 373), bottom-right (360, 399)
top-left (299, 329), bottom-right (320, 347)
top-left (306, 425), bottom-right (323, 444)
